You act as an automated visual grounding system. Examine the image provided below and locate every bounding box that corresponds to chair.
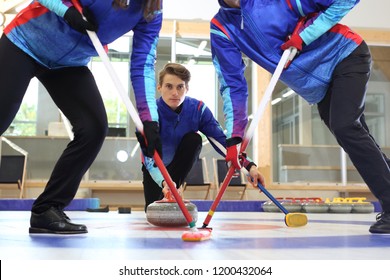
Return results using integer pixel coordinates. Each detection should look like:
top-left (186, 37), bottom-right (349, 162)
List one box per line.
top-left (213, 158), bottom-right (247, 200)
top-left (0, 137), bottom-right (28, 198)
top-left (182, 157), bottom-right (213, 200)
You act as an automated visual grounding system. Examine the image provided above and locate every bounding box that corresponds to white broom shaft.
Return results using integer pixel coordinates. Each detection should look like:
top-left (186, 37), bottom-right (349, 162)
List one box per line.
top-left (241, 17), bottom-right (306, 149)
top-left (86, 30), bottom-right (144, 133)
top-left (208, 48), bottom-right (292, 173)
top-left (241, 48), bottom-right (291, 151)
top-left (71, 0), bottom-right (142, 131)
top-left (84, 32), bottom-right (197, 226)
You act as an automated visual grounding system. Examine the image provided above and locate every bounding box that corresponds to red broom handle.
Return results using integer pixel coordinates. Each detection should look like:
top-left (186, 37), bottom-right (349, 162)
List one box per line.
top-left (202, 47), bottom-right (293, 228)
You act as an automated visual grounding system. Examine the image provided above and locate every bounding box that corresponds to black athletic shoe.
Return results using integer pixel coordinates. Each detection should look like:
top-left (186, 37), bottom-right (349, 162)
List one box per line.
top-left (29, 206), bottom-right (88, 234)
top-left (369, 212), bottom-right (390, 234)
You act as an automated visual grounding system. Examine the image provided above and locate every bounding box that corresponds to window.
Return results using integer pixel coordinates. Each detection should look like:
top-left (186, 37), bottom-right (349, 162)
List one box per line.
top-left (272, 45), bottom-right (390, 183)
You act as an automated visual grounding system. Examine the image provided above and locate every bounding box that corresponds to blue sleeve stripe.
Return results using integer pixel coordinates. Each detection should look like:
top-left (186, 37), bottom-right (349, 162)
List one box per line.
top-left (37, 0), bottom-right (69, 17)
top-left (144, 37), bottom-right (159, 122)
top-left (294, 0), bottom-right (305, 17)
top-left (211, 29), bottom-right (230, 41)
top-left (144, 157), bottom-right (164, 188)
top-left (200, 103), bottom-right (206, 115)
top-left (299, 0), bottom-right (356, 45)
top-left (213, 56), bottom-right (233, 138)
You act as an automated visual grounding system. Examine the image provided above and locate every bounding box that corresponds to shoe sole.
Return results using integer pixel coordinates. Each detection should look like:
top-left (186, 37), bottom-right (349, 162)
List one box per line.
top-left (29, 227), bottom-right (88, 234)
top-left (369, 229), bottom-right (390, 234)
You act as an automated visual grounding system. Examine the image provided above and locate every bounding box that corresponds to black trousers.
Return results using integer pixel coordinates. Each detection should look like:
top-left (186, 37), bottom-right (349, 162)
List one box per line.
top-left (318, 41), bottom-right (390, 212)
top-left (0, 35), bottom-right (108, 213)
top-left (142, 132), bottom-right (202, 211)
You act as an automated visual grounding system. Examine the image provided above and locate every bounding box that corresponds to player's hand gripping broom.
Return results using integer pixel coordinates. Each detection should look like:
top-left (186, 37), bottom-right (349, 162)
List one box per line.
top-left (203, 48), bottom-right (308, 229)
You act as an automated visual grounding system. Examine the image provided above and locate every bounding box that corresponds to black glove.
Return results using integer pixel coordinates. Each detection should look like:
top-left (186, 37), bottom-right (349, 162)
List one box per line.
top-left (64, 6), bottom-right (97, 34)
top-left (136, 121), bottom-right (162, 158)
top-left (135, 131), bottom-right (147, 156)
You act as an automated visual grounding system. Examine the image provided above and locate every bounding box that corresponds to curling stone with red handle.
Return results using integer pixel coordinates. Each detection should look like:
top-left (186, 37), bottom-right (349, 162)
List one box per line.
top-left (146, 192), bottom-right (198, 227)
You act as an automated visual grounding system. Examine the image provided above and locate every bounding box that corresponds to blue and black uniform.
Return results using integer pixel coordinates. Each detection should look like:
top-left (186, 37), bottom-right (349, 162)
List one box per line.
top-left (211, 0), bottom-right (362, 139)
top-left (142, 96), bottom-right (226, 210)
top-left (211, 0), bottom-right (390, 214)
top-left (0, 0), bottom-right (162, 213)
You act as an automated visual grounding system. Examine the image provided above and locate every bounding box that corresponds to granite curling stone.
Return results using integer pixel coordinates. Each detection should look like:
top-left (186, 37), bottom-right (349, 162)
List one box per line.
top-left (350, 197), bottom-right (375, 213)
top-left (351, 202), bottom-right (374, 213)
top-left (262, 198), bottom-right (302, 213)
top-left (281, 199), bottom-right (302, 212)
top-left (302, 202), bottom-right (329, 213)
top-left (146, 200), bottom-right (198, 227)
top-left (326, 197), bottom-right (352, 213)
top-left (302, 198), bottom-right (329, 213)
top-left (262, 200), bottom-right (282, 212)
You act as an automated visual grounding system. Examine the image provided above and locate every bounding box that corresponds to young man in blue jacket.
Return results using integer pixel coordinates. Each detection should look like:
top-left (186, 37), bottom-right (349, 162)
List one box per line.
top-left (0, 0), bottom-right (162, 234)
top-left (211, 0), bottom-right (390, 234)
top-left (138, 63), bottom-right (264, 211)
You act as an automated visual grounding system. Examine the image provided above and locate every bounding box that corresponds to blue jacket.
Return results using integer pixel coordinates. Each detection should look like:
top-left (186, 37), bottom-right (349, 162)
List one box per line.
top-left (211, 0), bottom-right (363, 139)
top-left (143, 96), bottom-right (226, 187)
top-left (4, 0), bottom-right (162, 122)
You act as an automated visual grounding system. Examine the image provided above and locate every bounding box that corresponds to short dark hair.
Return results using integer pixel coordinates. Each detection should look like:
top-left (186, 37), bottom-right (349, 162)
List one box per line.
top-left (158, 63), bottom-right (191, 87)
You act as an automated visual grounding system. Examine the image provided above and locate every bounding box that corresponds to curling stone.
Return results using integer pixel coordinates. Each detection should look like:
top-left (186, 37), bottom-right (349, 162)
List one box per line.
top-left (352, 202), bottom-right (374, 213)
top-left (146, 199), bottom-right (198, 227)
top-left (302, 202), bottom-right (329, 213)
top-left (350, 197), bottom-right (375, 213)
top-left (302, 198), bottom-right (329, 213)
top-left (281, 198), bottom-right (302, 212)
top-left (262, 198), bottom-right (301, 212)
top-left (262, 198), bottom-right (283, 212)
top-left (326, 198), bottom-right (352, 213)
top-left (328, 203), bottom-right (352, 213)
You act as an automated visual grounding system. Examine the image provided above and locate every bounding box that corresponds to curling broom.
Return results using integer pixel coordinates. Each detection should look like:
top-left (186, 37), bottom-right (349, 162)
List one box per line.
top-left (202, 48), bottom-right (308, 228)
top-left (70, 0), bottom-right (210, 242)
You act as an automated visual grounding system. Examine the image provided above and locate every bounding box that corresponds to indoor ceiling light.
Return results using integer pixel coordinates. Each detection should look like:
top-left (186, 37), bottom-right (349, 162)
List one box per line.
top-left (282, 89), bottom-right (295, 98)
top-left (194, 40), bottom-right (207, 57)
top-left (271, 97), bottom-right (282, 105)
top-left (176, 41), bottom-right (211, 57)
top-left (116, 150), bottom-right (129, 162)
top-left (187, 58), bottom-right (196, 65)
top-left (130, 142), bottom-right (140, 158)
